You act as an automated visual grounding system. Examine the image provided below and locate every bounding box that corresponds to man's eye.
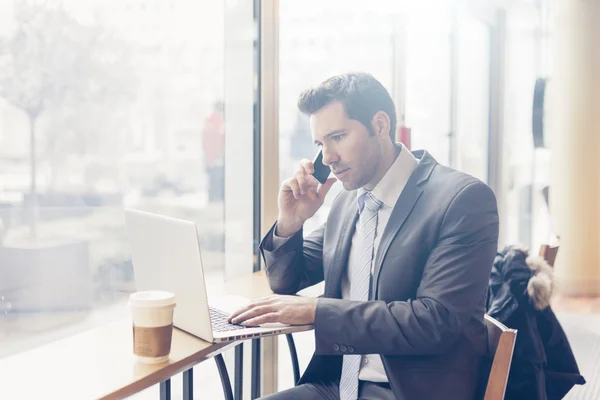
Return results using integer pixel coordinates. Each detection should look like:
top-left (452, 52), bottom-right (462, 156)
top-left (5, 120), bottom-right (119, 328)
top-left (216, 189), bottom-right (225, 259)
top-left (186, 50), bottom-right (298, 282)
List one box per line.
top-left (332, 135), bottom-right (344, 142)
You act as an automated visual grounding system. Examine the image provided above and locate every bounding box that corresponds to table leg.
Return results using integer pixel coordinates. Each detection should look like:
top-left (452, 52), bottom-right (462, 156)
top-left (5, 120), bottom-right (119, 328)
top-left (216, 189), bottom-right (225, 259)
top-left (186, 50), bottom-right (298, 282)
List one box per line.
top-left (215, 354), bottom-right (235, 400)
top-left (251, 339), bottom-right (261, 399)
top-left (159, 378), bottom-right (171, 400)
top-left (183, 368), bottom-right (193, 400)
top-left (285, 334), bottom-right (300, 385)
top-left (235, 343), bottom-right (243, 399)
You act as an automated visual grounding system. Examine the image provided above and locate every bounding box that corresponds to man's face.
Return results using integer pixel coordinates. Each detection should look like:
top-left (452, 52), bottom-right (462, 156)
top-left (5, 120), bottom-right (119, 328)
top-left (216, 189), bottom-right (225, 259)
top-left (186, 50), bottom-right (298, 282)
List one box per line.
top-left (311, 101), bottom-right (383, 191)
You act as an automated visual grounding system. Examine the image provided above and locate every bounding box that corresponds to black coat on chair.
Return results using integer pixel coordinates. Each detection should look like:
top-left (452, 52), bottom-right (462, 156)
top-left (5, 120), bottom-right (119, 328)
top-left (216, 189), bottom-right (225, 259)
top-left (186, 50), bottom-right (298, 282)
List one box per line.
top-left (486, 246), bottom-right (586, 400)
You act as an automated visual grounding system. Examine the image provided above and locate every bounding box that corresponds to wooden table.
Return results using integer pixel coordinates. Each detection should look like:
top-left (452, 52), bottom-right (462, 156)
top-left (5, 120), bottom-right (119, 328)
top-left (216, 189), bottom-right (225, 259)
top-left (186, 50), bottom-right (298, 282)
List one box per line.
top-left (0, 318), bottom-right (231, 399)
top-left (0, 271), bottom-right (318, 400)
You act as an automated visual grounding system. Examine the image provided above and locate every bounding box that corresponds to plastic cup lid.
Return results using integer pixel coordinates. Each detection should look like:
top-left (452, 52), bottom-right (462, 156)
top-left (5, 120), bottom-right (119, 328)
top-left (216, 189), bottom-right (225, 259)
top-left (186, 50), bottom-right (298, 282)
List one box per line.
top-left (129, 291), bottom-right (176, 308)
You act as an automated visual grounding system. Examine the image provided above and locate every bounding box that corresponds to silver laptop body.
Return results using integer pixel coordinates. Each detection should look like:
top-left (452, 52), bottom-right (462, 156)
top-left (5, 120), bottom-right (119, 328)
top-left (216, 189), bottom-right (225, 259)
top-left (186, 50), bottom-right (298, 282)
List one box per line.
top-left (125, 208), bottom-right (302, 342)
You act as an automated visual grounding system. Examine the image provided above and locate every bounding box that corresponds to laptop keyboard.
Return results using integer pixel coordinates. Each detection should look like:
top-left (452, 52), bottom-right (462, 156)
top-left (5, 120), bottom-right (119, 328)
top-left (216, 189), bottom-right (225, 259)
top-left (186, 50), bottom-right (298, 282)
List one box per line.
top-left (209, 307), bottom-right (249, 332)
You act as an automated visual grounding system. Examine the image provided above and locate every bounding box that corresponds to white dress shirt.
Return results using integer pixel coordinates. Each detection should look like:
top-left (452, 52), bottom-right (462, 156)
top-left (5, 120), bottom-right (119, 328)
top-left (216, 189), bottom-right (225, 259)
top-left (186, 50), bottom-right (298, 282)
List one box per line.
top-left (274, 144), bottom-right (418, 383)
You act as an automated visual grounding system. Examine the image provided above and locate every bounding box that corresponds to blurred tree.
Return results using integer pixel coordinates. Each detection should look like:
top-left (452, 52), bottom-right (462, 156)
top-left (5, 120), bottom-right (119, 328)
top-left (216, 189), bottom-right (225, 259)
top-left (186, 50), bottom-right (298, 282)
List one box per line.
top-left (0, 1), bottom-right (137, 237)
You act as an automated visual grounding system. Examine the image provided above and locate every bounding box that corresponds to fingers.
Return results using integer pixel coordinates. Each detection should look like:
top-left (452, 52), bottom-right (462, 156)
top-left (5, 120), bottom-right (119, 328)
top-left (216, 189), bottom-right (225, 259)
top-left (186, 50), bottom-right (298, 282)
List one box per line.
top-left (282, 178), bottom-right (302, 199)
top-left (296, 173), bottom-right (309, 196)
top-left (299, 159), bottom-right (314, 175)
top-left (317, 177), bottom-right (337, 201)
top-left (230, 305), bottom-right (277, 325)
top-left (242, 313), bottom-right (281, 327)
top-left (228, 305), bottom-right (250, 322)
top-left (282, 160), bottom-right (319, 199)
top-left (227, 296), bottom-right (277, 323)
top-left (295, 161), bottom-right (318, 196)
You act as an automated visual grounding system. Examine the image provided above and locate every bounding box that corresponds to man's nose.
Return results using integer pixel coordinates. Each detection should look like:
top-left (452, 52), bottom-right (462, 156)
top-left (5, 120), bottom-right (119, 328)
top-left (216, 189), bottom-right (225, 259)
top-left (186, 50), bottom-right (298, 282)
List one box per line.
top-left (321, 146), bottom-right (338, 167)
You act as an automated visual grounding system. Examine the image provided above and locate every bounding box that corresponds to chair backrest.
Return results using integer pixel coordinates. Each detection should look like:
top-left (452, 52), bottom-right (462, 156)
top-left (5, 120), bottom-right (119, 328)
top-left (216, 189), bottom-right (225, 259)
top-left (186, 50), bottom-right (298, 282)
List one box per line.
top-left (539, 243), bottom-right (559, 267)
top-left (483, 314), bottom-right (518, 400)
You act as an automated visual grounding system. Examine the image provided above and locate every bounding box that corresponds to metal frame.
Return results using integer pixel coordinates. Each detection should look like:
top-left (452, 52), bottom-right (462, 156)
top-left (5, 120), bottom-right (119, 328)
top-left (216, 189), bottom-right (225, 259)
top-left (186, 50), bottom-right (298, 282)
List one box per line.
top-left (254, 0), bottom-right (280, 397)
top-left (183, 369), bottom-right (193, 400)
top-left (252, 339), bottom-right (262, 398)
top-left (488, 10), bottom-right (507, 227)
top-left (286, 334), bottom-right (301, 384)
top-left (253, 0), bottom-right (263, 276)
top-left (252, 0), bottom-right (263, 394)
top-left (215, 354), bottom-right (235, 400)
top-left (235, 344), bottom-right (244, 399)
top-left (449, 7), bottom-right (459, 167)
top-left (154, 342), bottom-right (297, 400)
top-left (450, 2), bottom-right (506, 192)
top-left (159, 379), bottom-right (171, 400)
top-left (453, 3), bottom-right (507, 244)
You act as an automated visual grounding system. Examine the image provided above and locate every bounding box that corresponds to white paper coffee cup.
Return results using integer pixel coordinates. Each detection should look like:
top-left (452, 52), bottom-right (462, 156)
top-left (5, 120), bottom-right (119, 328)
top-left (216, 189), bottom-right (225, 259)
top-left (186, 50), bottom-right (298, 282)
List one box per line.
top-left (129, 291), bottom-right (176, 364)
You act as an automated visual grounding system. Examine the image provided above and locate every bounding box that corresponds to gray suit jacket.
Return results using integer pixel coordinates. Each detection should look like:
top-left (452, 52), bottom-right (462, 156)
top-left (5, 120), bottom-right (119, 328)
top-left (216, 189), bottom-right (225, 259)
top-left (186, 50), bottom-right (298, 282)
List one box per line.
top-left (260, 150), bottom-right (499, 400)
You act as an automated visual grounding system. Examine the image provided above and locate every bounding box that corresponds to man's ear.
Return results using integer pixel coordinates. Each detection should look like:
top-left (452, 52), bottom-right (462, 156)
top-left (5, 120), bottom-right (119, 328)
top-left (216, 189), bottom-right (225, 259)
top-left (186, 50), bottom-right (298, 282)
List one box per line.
top-left (372, 111), bottom-right (391, 139)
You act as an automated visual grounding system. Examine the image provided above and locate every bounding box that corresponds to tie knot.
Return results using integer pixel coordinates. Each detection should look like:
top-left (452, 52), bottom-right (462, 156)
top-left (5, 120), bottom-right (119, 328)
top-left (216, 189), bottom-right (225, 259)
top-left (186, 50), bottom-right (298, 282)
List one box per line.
top-left (359, 192), bottom-right (382, 214)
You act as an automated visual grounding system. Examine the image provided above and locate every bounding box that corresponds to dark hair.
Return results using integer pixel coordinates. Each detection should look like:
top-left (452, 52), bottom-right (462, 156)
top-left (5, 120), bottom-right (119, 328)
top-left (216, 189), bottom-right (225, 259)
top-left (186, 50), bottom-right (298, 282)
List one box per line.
top-left (297, 72), bottom-right (397, 141)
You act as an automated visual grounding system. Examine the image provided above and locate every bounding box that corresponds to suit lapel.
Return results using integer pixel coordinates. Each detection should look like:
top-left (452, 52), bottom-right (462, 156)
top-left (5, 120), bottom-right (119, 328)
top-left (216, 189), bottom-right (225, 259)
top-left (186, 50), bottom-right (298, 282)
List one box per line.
top-left (370, 150), bottom-right (438, 299)
top-left (324, 194), bottom-right (358, 299)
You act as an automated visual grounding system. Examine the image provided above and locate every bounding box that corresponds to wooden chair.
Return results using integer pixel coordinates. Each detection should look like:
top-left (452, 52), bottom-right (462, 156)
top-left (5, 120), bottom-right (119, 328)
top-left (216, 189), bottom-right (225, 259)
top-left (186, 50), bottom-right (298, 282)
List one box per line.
top-left (539, 243), bottom-right (559, 267)
top-left (482, 314), bottom-right (518, 400)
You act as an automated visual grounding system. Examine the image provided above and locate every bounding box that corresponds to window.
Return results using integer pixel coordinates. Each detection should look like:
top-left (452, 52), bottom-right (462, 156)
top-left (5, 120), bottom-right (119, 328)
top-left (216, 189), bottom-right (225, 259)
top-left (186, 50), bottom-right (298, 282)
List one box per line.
top-left (405, 4), bottom-right (453, 165)
top-left (454, 13), bottom-right (491, 183)
top-left (278, 0), bottom-right (394, 236)
top-left (0, 0), bottom-right (255, 397)
top-left (501, 4), bottom-right (554, 250)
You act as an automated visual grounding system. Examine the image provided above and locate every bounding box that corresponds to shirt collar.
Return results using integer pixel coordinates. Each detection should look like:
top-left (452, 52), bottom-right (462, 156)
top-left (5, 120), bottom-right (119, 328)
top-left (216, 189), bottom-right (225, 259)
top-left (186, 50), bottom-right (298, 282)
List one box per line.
top-left (357, 143), bottom-right (418, 209)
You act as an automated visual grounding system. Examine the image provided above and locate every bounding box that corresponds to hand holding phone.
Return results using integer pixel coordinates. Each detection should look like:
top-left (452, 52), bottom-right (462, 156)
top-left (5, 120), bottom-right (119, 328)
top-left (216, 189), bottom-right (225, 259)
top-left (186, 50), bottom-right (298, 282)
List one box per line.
top-left (276, 151), bottom-right (335, 237)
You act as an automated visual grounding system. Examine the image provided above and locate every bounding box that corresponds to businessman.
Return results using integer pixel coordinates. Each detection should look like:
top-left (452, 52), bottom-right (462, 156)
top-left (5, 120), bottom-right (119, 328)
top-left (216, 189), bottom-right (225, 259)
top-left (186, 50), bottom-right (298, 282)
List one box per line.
top-left (229, 73), bottom-right (499, 399)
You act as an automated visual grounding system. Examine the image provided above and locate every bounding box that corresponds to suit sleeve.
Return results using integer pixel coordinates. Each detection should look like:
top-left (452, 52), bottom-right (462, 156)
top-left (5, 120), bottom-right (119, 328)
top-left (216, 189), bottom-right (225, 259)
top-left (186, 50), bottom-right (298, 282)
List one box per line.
top-left (259, 222), bottom-right (326, 295)
top-left (314, 181), bottom-right (499, 356)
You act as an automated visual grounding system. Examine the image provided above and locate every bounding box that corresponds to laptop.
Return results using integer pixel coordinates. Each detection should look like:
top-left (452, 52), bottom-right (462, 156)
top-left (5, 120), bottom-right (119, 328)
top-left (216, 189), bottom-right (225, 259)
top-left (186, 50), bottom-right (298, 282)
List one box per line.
top-left (124, 208), bottom-right (312, 343)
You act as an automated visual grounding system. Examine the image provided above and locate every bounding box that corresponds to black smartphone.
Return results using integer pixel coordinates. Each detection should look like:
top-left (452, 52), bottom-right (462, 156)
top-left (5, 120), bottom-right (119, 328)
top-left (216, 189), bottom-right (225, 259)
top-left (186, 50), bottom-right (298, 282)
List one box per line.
top-left (312, 150), bottom-right (331, 184)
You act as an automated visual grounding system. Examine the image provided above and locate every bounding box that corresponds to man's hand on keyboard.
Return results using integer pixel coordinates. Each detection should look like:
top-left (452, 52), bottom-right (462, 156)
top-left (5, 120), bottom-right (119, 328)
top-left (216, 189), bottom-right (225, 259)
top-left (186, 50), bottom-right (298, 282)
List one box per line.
top-left (227, 295), bottom-right (318, 326)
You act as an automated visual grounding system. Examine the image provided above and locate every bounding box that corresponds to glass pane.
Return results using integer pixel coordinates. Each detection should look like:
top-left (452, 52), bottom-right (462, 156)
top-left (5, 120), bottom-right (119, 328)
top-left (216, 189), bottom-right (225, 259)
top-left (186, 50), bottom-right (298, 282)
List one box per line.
top-left (0, 2), bottom-right (255, 397)
top-left (405, 5), bottom-right (452, 165)
top-left (501, 7), bottom-right (553, 250)
top-left (454, 14), bottom-right (491, 182)
top-left (279, 0), bottom-right (395, 236)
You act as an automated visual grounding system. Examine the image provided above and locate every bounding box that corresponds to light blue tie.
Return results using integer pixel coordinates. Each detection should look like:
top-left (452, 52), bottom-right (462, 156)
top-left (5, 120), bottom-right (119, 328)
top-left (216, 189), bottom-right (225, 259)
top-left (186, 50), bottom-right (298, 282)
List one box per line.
top-left (339, 192), bottom-right (382, 400)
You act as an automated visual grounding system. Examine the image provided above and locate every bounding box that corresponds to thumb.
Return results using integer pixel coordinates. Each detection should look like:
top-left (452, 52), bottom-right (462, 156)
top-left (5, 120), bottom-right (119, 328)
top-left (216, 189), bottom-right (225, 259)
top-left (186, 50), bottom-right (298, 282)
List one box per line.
top-left (317, 177), bottom-right (337, 200)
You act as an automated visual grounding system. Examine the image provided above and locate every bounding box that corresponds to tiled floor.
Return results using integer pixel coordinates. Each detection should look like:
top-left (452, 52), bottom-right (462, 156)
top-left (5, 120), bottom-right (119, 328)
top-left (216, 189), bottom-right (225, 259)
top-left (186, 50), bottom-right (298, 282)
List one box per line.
top-left (553, 294), bottom-right (600, 315)
top-left (552, 294), bottom-right (600, 400)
